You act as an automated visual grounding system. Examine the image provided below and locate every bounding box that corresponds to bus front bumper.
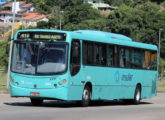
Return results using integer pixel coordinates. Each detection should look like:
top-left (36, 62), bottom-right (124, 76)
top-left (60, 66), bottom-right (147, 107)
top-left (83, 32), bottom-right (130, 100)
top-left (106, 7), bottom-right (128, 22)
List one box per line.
top-left (10, 84), bottom-right (68, 100)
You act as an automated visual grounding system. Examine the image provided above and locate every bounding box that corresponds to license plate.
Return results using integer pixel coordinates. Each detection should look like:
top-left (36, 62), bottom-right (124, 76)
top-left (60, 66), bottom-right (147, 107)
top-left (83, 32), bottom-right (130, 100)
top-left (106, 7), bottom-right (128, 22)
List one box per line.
top-left (30, 92), bottom-right (40, 96)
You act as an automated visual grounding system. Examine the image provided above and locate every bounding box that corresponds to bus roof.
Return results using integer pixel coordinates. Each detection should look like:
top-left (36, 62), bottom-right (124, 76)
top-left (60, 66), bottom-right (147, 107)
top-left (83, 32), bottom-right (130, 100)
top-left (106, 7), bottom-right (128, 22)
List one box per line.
top-left (72, 30), bottom-right (158, 51)
top-left (15, 29), bottom-right (158, 51)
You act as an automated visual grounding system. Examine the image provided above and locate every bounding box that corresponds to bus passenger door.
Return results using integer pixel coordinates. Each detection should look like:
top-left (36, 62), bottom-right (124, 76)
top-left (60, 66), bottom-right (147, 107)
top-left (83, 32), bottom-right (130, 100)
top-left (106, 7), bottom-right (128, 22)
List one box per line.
top-left (69, 39), bottom-right (82, 100)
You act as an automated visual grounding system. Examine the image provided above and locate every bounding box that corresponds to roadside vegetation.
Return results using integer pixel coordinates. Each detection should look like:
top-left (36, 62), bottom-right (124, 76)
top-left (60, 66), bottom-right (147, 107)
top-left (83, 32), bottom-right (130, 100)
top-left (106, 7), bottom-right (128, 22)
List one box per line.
top-left (0, 72), bottom-right (9, 92)
top-left (158, 79), bottom-right (165, 91)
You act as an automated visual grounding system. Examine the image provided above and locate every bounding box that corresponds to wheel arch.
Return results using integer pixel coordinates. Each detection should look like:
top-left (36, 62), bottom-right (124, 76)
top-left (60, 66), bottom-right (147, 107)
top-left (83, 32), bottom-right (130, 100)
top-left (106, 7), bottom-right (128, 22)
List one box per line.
top-left (136, 83), bottom-right (142, 91)
top-left (84, 82), bottom-right (92, 93)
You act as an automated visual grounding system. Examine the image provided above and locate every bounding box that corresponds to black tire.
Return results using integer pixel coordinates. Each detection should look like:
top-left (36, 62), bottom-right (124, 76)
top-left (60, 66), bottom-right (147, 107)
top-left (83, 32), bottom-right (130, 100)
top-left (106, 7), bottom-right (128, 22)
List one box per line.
top-left (30, 98), bottom-right (43, 106)
top-left (123, 85), bottom-right (141, 105)
top-left (133, 85), bottom-right (141, 105)
top-left (122, 99), bottom-right (132, 104)
top-left (81, 86), bottom-right (91, 107)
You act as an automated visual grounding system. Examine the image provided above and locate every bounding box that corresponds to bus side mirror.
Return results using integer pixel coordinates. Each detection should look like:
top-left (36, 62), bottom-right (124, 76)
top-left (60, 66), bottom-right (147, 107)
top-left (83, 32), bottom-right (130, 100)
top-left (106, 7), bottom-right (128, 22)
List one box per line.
top-left (6, 44), bottom-right (10, 54)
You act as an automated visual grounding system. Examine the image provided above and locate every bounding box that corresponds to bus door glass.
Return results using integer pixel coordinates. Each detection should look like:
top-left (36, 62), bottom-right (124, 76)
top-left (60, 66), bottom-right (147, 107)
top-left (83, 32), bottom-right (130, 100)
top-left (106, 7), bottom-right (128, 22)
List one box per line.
top-left (70, 39), bottom-right (81, 76)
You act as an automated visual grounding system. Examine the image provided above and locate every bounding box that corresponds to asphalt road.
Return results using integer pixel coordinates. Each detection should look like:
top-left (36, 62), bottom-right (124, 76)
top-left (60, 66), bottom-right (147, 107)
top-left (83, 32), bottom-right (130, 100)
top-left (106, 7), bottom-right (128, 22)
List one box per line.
top-left (0, 92), bottom-right (165, 120)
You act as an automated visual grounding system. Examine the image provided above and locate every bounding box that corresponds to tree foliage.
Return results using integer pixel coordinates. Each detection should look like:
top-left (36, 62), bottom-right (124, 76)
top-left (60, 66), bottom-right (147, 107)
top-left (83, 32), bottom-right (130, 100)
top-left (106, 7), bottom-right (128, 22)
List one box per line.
top-left (0, 41), bottom-right (8, 69)
top-left (107, 2), bottom-right (165, 58)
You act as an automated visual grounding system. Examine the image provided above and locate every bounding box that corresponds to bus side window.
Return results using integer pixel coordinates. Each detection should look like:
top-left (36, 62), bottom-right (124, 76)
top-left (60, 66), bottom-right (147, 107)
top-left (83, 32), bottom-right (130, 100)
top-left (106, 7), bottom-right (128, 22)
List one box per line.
top-left (151, 51), bottom-right (157, 70)
top-left (94, 43), bottom-right (104, 66)
top-left (144, 50), bottom-right (151, 69)
top-left (119, 47), bottom-right (125, 68)
top-left (70, 39), bottom-right (81, 76)
top-left (106, 45), bottom-right (114, 67)
top-left (114, 46), bottom-right (119, 67)
top-left (83, 41), bottom-right (94, 65)
top-left (144, 50), bottom-right (157, 70)
top-left (125, 48), bottom-right (131, 68)
top-left (130, 49), bottom-right (144, 69)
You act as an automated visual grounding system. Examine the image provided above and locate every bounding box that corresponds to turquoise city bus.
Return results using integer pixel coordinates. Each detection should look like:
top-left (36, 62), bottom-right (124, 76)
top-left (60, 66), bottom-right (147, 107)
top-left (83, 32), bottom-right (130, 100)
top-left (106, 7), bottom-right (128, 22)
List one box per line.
top-left (10, 29), bottom-right (158, 106)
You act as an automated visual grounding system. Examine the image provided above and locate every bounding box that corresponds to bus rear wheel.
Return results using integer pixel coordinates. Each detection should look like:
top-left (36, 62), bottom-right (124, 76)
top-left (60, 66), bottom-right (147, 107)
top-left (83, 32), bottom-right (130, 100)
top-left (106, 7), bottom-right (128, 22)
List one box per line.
top-left (81, 86), bottom-right (91, 107)
top-left (123, 85), bottom-right (141, 105)
top-left (133, 85), bottom-right (141, 104)
top-left (30, 98), bottom-right (43, 106)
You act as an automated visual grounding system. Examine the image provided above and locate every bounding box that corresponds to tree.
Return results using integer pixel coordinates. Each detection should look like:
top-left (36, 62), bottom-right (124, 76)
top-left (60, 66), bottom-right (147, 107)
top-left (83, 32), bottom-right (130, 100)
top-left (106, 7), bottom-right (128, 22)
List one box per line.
top-left (64, 4), bottom-right (102, 24)
top-left (0, 41), bottom-right (8, 69)
top-left (64, 18), bottom-right (108, 31)
top-left (37, 21), bottom-right (49, 29)
top-left (107, 2), bottom-right (161, 44)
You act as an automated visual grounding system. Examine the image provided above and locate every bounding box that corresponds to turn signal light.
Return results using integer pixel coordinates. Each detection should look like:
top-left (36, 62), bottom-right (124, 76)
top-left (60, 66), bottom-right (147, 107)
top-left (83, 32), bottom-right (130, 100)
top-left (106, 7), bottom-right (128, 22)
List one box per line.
top-left (63, 79), bottom-right (67, 83)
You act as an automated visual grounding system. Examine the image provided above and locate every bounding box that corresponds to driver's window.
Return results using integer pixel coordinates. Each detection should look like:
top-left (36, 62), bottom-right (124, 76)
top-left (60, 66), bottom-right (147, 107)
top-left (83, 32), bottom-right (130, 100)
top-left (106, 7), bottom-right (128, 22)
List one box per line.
top-left (70, 39), bottom-right (81, 76)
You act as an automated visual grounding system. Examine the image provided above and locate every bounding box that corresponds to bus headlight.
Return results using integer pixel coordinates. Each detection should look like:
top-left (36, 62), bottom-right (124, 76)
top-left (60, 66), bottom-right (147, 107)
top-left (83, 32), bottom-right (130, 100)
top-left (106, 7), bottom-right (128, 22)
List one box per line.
top-left (58, 82), bottom-right (62, 85)
top-left (12, 79), bottom-right (15, 83)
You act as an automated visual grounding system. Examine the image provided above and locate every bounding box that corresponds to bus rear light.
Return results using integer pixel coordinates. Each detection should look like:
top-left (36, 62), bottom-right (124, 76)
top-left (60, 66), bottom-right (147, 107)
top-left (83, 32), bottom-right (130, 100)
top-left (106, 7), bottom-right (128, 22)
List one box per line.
top-left (63, 79), bottom-right (67, 83)
top-left (10, 76), bottom-right (12, 80)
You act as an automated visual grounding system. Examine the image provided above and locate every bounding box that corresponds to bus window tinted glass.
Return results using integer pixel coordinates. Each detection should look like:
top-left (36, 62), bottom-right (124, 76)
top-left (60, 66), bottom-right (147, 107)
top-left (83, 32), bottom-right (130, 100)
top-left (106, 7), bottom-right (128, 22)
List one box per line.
top-left (144, 51), bottom-right (157, 70)
top-left (114, 46), bottom-right (119, 67)
top-left (107, 45), bottom-right (114, 66)
top-left (37, 43), bottom-right (67, 75)
top-left (119, 47), bottom-right (125, 67)
top-left (131, 49), bottom-right (144, 69)
top-left (125, 48), bottom-right (131, 68)
top-left (83, 41), bottom-right (94, 65)
top-left (70, 40), bottom-right (81, 76)
top-left (12, 42), bottom-right (38, 75)
top-left (151, 51), bottom-right (157, 70)
top-left (94, 43), bottom-right (106, 66)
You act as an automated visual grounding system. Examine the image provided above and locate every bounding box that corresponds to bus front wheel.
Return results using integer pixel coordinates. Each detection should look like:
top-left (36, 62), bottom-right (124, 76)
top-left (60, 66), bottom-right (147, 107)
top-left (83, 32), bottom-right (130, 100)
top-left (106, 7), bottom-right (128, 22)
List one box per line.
top-left (30, 98), bottom-right (43, 106)
top-left (81, 86), bottom-right (91, 107)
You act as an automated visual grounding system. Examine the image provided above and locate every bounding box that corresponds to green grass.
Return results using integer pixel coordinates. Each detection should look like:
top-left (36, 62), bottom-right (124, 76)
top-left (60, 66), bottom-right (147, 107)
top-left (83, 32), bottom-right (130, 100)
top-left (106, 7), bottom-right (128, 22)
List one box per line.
top-left (0, 72), bottom-right (10, 92)
top-left (158, 79), bottom-right (165, 92)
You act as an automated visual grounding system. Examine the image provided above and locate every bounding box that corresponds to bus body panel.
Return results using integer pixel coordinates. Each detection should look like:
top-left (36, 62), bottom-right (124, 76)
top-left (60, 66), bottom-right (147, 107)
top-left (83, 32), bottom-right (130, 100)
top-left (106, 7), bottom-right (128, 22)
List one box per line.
top-left (10, 83), bottom-right (68, 100)
top-left (77, 66), bottom-right (158, 100)
top-left (10, 72), bottom-right (70, 100)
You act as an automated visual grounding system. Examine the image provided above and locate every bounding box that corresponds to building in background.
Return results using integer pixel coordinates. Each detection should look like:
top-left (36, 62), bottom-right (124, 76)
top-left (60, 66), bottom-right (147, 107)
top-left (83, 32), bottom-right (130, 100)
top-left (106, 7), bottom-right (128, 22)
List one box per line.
top-left (0, 1), bottom-right (34, 24)
top-left (21, 12), bottom-right (49, 26)
top-left (0, 0), bottom-right (11, 6)
top-left (83, 0), bottom-right (117, 11)
top-left (3, 1), bottom-right (34, 14)
top-left (0, 10), bottom-right (21, 23)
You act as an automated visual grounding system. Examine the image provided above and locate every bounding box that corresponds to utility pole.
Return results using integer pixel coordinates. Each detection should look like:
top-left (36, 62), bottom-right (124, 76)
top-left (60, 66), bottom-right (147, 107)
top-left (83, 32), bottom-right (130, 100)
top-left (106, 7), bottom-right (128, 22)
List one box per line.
top-left (159, 28), bottom-right (163, 87)
top-left (159, 28), bottom-right (163, 61)
top-left (59, 11), bottom-right (64, 30)
top-left (6, 0), bottom-right (16, 88)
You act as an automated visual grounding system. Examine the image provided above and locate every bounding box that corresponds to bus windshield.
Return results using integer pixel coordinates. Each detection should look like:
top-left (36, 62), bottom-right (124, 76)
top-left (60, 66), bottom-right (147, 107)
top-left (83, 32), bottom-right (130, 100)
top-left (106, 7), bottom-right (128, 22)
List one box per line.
top-left (11, 41), bottom-right (68, 75)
